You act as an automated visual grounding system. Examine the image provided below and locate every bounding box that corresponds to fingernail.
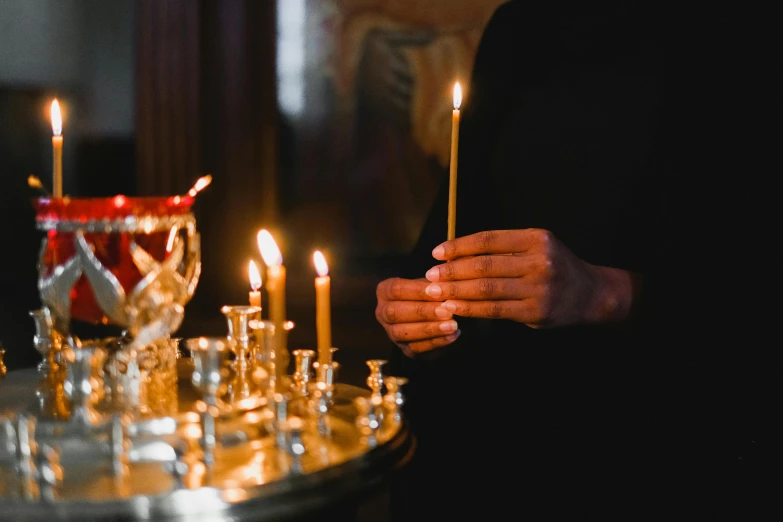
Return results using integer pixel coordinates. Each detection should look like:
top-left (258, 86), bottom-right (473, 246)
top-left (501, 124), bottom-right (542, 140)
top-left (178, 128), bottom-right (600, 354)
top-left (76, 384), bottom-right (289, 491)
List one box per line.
top-left (425, 267), bottom-right (440, 282)
top-left (445, 329), bottom-right (461, 342)
top-left (424, 284), bottom-right (441, 298)
top-left (432, 245), bottom-right (445, 259)
top-left (434, 305), bottom-right (452, 319)
top-left (443, 301), bottom-right (456, 312)
top-left (439, 320), bottom-right (458, 333)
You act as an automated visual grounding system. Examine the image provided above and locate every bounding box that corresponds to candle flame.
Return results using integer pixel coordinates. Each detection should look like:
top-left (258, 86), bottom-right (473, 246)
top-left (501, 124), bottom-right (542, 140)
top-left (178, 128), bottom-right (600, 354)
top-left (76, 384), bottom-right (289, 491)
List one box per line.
top-left (188, 174), bottom-right (212, 197)
top-left (50, 99), bottom-right (62, 136)
top-left (453, 82), bottom-right (462, 110)
top-left (28, 175), bottom-right (43, 189)
top-left (248, 260), bottom-right (262, 290)
top-left (257, 229), bottom-right (283, 266)
top-left (313, 250), bottom-right (329, 277)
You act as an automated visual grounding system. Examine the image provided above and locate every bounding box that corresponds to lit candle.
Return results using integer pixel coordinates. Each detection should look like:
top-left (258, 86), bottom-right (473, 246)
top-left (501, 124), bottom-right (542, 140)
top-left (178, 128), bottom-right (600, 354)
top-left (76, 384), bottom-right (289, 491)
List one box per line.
top-left (257, 229), bottom-right (287, 360)
top-left (50, 99), bottom-right (63, 198)
top-left (447, 82), bottom-right (462, 241)
top-left (313, 251), bottom-right (332, 365)
top-left (248, 260), bottom-right (262, 310)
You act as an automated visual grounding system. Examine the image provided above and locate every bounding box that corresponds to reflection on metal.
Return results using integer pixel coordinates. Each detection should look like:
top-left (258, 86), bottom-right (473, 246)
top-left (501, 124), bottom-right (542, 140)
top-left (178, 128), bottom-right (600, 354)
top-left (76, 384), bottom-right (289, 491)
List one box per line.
top-left (37, 246), bottom-right (82, 333)
top-left (0, 353), bottom-right (413, 521)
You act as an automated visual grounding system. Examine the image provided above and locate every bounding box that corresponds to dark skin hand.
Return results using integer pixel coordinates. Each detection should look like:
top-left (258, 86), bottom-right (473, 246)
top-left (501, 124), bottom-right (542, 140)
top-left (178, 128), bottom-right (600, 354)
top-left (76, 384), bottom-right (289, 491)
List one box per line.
top-left (375, 277), bottom-right (461, 357)
top-left (376, 229), bottom-right (640, 355)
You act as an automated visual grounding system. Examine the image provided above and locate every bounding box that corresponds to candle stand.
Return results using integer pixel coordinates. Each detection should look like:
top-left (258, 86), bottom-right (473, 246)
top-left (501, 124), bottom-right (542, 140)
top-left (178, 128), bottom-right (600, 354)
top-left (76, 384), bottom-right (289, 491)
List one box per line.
top-left (0, 196), bottom-right (414, 521)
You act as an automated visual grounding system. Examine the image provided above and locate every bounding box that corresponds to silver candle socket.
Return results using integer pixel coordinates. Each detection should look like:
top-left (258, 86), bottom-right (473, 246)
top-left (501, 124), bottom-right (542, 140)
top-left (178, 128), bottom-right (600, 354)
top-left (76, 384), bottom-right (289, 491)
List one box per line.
top-left (309, 383), bottom-right (332, 437)
top-left (281, 416), bottom-right (306, 474)
top-left (251, 320), bottom-right (293, 393)
top-left (164, 441), bottom-right (190, 490)
top-left (222, 305), bottom-right (263, 404)
top-left (314, 360), bottom-right (340, 388)
top-left (383, 376), bottom-right (408, 425)
top-left (354, 396), bottom-right (382, 448)
top-left (14, 413), bottom-right (37, 500)
top-left (169, 337), bottom-right (184, 359)
top-left (187, 337), bottom-right (230, 408)
top-left (110, 414), bottom-right (129, 477)
top-left (251, 319), bottom-right (274, 384)
top-left (366, 359), bottom-right (387, 400)
top-left (0, 417), bottom-right (15, 461)
top-left (63, 343), bottom-right (106, 428)
top-left (292, 349), bottom-right (315, 396)
top-left (268, 392), bottom-right (291, 449)
top-left (30, 308), bottom-right (61, 374)
top-left (35, 443), bottom-right (62, 503)
top-left (221, 305), bottom-right (261, 357)
top-left (197, 401), bottom-right (220, 472)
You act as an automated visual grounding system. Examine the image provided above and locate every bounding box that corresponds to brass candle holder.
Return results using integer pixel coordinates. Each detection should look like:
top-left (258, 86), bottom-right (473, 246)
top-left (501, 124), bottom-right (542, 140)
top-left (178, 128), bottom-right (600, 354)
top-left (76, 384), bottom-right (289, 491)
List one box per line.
top-left (221, 305), bottom-right (264, 410)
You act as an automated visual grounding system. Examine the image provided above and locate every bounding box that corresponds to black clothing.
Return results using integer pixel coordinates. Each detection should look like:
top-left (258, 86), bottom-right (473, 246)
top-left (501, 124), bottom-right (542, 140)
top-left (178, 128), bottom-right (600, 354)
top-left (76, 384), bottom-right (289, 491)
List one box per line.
top-left (387, 2), bottom-right (775, 520)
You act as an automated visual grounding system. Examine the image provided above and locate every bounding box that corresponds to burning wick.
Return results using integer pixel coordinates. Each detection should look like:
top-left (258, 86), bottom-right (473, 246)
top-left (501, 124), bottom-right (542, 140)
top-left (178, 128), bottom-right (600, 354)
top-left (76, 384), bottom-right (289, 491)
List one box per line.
top-left (28, 175), bottom-right (51, 196)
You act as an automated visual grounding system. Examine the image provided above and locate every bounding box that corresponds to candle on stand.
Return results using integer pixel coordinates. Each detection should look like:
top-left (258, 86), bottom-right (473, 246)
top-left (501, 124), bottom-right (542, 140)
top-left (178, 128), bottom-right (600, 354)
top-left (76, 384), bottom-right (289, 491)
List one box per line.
top-left (50, 99), bottom-right (63, 198)
top-left (257, 230), bottom-right (287, 383)
top-left (313, 250), bottom-right (332, 366)
top-left (447, 82), bottom-right (462, 240)
top-left (248, 260), bottom-right (262, 310)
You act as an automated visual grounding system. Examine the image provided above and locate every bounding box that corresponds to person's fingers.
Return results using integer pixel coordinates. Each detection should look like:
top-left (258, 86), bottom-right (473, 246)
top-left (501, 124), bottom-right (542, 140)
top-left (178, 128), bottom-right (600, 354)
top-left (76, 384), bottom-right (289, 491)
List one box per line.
top-left (442, 299), bottom-right (543, 324)
top-left (431, 229), bottom-right (552, 260)
top-left (423, 278), bottom-right (534, 301)
top-left (405, 330), bottom-right (461, 355)
top-left (375, 300), bottom-right (452, 325)
top-left (377, 278), bottom-right (441, 302)
top-left (425, 254), bottom-right (549, 282)
top-left (385, 320), bottom-right (459, 343)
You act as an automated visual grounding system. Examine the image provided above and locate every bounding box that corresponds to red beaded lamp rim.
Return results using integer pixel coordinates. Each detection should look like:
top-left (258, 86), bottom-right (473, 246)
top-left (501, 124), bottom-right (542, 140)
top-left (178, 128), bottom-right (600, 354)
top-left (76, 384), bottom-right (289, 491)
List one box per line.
top-left (33, 195), bottom-right (194, 221)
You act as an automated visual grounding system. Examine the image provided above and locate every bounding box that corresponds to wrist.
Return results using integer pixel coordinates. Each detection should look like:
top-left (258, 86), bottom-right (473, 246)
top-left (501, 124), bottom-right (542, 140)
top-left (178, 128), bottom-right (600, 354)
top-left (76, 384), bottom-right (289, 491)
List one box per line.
top-left (585, 266), bottom-right (642, 324)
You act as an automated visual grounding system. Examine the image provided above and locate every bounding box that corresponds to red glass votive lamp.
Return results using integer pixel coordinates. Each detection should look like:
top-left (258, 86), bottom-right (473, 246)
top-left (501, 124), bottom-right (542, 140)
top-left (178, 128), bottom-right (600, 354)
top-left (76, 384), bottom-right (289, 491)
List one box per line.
top-left (33, 195), bottom-right (196, 326)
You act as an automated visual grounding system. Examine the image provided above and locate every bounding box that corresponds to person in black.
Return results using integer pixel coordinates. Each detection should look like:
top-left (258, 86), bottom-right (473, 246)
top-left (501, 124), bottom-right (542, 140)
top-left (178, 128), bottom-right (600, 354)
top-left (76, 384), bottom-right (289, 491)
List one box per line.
top-left (375, 1), bottom-right (775, 520)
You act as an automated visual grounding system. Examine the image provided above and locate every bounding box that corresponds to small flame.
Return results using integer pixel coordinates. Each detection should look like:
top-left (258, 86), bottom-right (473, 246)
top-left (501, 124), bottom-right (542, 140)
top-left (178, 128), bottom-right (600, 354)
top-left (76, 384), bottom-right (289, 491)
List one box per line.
top-left (257, 229), bottom-right (283, 267)
top-left (28, 175), bottom-right (43, 190)
top-left (50, 99), bottom-right (62, 136)
top-left (452, 82), bottom-right (462, 110)
top-left (248, 260), bottom-right (262, 291)
top-left (313, 250), bottom-right (329, 277)
top-left (188, 174), bottom-right (212, 197)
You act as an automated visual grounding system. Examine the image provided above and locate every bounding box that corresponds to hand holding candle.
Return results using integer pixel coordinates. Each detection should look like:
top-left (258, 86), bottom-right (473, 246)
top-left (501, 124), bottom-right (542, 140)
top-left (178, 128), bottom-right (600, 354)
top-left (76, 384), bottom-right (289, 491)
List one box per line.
top-left (248, 260), bottom-right (262, 310)
top-left (447, 82), bottom-right (462, 241)
top-left (313, 250), bottom-right (332, 365)
top-left (50, 99), bottom-right (63, 198)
